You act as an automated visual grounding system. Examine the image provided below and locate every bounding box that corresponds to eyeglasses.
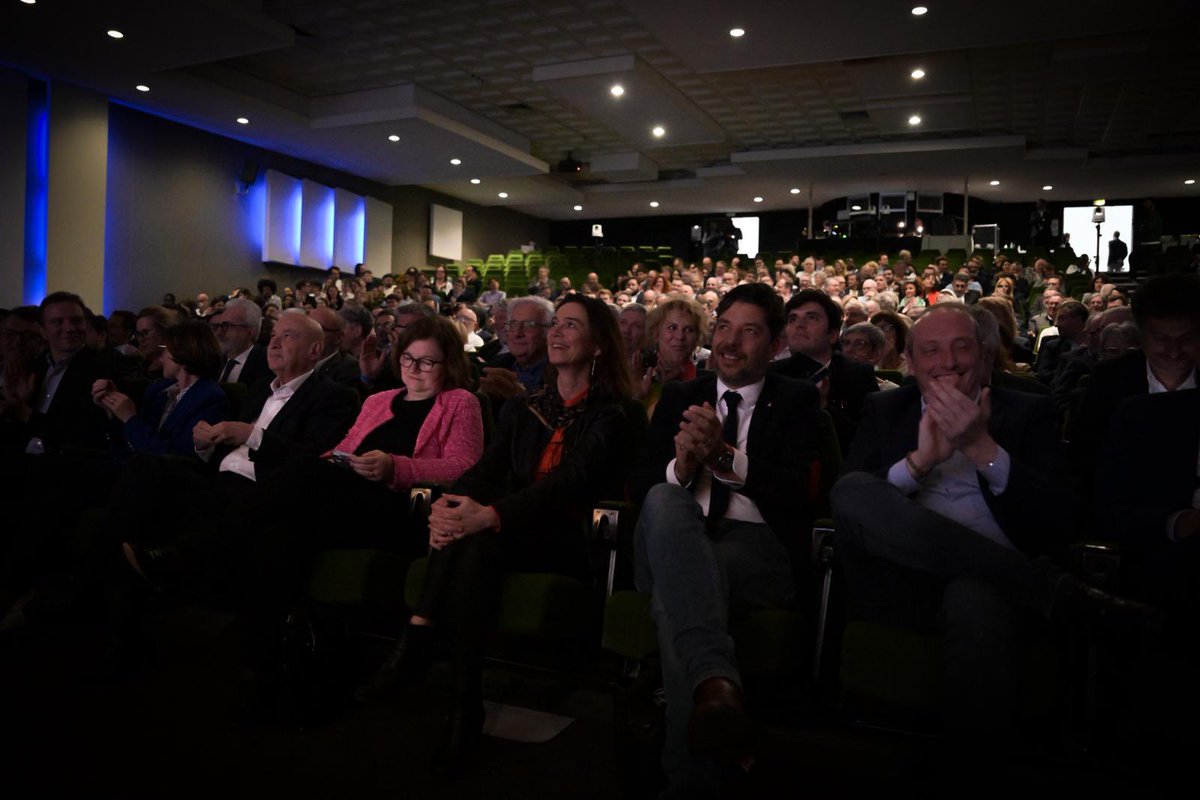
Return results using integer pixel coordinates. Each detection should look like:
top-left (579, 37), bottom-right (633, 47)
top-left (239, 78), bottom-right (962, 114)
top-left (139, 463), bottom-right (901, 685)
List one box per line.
top-left (504, 320), bottom-right (549, 332)
top-left (210, 322), bottom-right (251, 333)
top-left (134, 329), bottom-right (160, 339)
top-left (398, 353), bottom-right (444, 372)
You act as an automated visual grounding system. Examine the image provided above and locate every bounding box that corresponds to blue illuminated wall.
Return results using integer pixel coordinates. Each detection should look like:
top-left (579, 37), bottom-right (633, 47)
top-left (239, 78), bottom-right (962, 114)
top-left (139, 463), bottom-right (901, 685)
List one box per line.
top-left (23, 80), bottom-right (47, 305)
top-left (266, 169), bottom-right (372, 271)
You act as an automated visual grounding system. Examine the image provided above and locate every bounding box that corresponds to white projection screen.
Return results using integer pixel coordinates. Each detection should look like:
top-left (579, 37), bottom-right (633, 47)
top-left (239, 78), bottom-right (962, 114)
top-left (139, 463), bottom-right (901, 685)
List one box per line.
top-left (1062, 205), bottom-right (1133, 272)
top-left (429, 203), bottom-right (464, 261)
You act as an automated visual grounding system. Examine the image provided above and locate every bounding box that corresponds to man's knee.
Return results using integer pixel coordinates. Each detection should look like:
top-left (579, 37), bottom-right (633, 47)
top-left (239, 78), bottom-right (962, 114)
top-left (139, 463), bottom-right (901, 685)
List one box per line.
top-left (831, 471), bottom-right (880, 526)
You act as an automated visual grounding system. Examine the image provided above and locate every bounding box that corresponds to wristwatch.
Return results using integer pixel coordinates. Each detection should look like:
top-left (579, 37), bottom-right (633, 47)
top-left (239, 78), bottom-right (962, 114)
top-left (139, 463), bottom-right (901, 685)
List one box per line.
top-left (713, 446), bottom-right (735, 474)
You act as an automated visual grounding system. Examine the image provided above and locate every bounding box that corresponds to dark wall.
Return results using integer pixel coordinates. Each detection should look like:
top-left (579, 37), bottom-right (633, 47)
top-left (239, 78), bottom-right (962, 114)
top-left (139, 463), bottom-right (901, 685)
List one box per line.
top-left (104, 104), bottom-right (548, 311)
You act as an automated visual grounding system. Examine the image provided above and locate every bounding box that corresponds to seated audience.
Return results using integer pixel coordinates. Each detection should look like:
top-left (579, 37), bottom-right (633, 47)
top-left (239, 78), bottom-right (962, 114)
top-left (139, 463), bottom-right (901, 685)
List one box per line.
top-left (309, 307), bottom-right (365, 391)
top-left (212, 298), bottom-right (272, 386)
top-left (870, 311), bottom-right (908, 374)
top-left (832, 302), bottom-right (1155, 766)
top-left (630, 284), bottom-right (821, 797)
top-left (1034, 299), bottom-right (1088, 385)
top-left (91, 321), bottom-right (230, 458)
top-left (354, 295), bottom-right (636, 772)
top-left (131, 305), bottom-right (178, 380)
top-left (479, 296), bottom-right (552, 416)
top-left (771, 289), bottom-right (878, 450)
top-left (841, 323), bottom-right (901, 390)
top-left (635, 296), bottom-right (709, 416)
top-left (1071, 274), bottom-right (1199, 477)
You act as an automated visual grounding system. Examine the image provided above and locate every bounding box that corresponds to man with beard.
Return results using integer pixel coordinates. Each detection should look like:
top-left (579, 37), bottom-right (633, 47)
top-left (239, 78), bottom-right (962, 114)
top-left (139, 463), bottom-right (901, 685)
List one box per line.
top-left (629, 283), bottom-right (822, 797)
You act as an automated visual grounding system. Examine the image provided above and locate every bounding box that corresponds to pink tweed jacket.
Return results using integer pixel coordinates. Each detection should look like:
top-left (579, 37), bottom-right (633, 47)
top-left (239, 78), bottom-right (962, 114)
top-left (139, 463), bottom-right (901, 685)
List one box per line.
top-left (327, 387), bottom-right (484, 491)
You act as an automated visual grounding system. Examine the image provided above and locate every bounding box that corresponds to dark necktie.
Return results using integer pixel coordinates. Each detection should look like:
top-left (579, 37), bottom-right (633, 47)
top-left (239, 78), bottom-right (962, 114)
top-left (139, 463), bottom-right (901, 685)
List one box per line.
top-left (219, 358), bottom-right (238, 383)
top-left (707, 390), bottom-right (742, 524)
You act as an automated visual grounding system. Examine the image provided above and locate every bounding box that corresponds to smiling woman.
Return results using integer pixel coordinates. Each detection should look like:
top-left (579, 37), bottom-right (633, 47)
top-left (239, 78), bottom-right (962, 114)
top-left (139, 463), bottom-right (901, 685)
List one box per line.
top-left (355, 294), bottom-right (642, 771)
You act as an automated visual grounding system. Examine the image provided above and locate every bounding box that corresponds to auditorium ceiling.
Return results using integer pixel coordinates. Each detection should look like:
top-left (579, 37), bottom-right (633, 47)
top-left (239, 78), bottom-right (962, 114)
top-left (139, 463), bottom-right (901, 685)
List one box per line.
top-left (2, 0), bottom-right (1198, 219)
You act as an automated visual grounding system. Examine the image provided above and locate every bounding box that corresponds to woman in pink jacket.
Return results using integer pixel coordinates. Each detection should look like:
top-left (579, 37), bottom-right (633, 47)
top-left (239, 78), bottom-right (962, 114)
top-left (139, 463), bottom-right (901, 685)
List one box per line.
top-left (328, 314), bottom-right (484, 494)
top-left (235, 315), bottom-right (483, 703)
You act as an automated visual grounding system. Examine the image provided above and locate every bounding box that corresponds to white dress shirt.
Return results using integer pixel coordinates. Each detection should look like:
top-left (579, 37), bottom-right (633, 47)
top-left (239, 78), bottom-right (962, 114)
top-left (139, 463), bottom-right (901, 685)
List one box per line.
top-left (216, 370), bottom-right (313, 482)
top-left (665, 377), bottom-right (766, 524)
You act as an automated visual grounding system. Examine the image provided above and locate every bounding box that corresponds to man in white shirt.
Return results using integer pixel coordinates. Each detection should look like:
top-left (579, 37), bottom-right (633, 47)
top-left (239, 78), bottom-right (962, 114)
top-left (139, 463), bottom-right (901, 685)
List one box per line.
top-left (630, 284), bottom-right (822, 797)
top-left (116, 311), bottom-right (357, 585)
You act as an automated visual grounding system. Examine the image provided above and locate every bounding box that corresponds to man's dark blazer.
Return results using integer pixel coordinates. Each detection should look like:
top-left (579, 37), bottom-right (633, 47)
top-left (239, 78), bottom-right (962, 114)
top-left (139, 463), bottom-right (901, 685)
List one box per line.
top-left (228, 345), bottom-right (273, 387)
top-left (769, 351), bottom-right (878, 452)
top-left (1096, 389), bottom-right (1199, 558)
top-left (629, 372), bottom-right (823, 549)
top-left (1069, 350), bottom-right (1154, 478)
top-left (1034, 335), bottom-right (1076, 385)
top-left (4, 347), bottom-right (127, 455)
top-left (313, 351), bottom-right (363, 392)
top-left (844, 384), bottom-right (1070, 557)
top-left (120, 377), bottom-right (230, 457)
top-left (216, 374), bottom-right (357, 481)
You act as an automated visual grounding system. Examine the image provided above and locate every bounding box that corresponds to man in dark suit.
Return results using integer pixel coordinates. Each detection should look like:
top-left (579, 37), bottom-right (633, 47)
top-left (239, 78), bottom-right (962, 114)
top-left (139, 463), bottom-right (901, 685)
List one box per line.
top-left (1034, 299), bottom-right (1088, 385)
top-left (212, 298), bottom-right (272, 386)
top-left (770, 289), bottom-right (877, 451)
top-left (0, 291), bottom-right (127, 457)
top-left (309, 306), bottom-right (366, 392)
top-left (1070, 274), bottom-right (1199, 480)
top-left (111, 310), bottom-right (358, 584)
top-left (833, 303), bottom-right (1153, 754)
top-left (630, 284), bottom-right (822, 797)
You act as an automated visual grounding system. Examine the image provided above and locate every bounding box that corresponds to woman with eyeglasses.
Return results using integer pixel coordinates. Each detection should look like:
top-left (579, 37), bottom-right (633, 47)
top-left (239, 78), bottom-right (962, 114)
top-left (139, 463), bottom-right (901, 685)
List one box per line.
top-left (356, 294), bottom-right (638, 772)
top-left (130, 305), bottom-right (178, 380)
top-left (91, 321), bottom-right (230, 457)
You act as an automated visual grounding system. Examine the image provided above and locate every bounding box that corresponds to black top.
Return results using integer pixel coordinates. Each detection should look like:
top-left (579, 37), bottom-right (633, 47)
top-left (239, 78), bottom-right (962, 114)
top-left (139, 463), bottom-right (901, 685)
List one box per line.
top-left (356, 394), bottom-right (435, 457)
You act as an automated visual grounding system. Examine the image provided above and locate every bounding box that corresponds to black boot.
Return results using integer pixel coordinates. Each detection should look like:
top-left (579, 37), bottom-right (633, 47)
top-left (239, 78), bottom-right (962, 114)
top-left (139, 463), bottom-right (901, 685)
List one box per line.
top-left (354, 622), bottom-right (434, 705)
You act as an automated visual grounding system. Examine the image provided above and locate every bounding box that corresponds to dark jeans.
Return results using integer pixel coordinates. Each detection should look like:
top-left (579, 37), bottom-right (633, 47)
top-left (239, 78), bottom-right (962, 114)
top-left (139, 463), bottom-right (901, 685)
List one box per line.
top-left (831, 471), bottom-right (1058, 738)
top-left (633, 483), bottom-right (796, 798)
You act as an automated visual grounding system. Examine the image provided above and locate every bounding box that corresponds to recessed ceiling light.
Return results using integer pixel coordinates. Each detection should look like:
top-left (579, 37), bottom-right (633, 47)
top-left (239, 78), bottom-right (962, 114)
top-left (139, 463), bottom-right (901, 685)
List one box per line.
top-left (1093, 199), bottom-right (1106, 206)
top-left (497, 192), bottom-right (508, 199)
top-left (1042, 185), bottom-right (1053, 191)
top-left (135, 85), bottom-right (150, 93)
top-left (851, 205), bottom-right (862, 211)
top-left (450, 158), bottom-right (462, 165)
top-left (790, 188), bottom-right (801, 194)
top-left (107, 29), bottom-right (124, 39)
top-left (911, 68), bottom-right (926, 79)
top-left (573, 205), bottom-right (583, 211)
top-left (989, 180), bottom-right (1000, 186)
top-left (610, 84), bottom-right (624, 97)
top-left (387, 134), bottom-right (400, 142)
top-left (1186, 179), bottom-right (1196, 185)
top-left (651, 125), bottom-right (665, 138)
top-left (908, 115), bottom-right (922, 126)
top-left (753, 197), bottom-right (763, 203)
top-left (898, 221), bottom-right (906, 228)
top-left (21, 1), bottom-right (37, 5)
top-left (911, 6), bottom-right (928, 16)
top-left (236, 117), bottom-right (249, 125)
top-left (470, 178), bottom-right (481, 184)
top-left (649, 201), bottom-right (659, 208)
top-left (729, 28), bottom-right (745, 38)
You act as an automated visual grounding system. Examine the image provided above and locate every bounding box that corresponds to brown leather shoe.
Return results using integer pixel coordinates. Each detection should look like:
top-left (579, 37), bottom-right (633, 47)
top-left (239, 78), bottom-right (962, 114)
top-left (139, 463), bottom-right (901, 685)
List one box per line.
top-left (687, 677), bottom-right (754, 763)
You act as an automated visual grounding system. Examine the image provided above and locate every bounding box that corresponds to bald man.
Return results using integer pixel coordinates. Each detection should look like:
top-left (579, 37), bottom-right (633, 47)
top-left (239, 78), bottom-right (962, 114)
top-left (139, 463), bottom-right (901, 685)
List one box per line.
top-left (108, 310), bottom-right (359, 664)
top-left (309, 306), bottom-right (365, 391)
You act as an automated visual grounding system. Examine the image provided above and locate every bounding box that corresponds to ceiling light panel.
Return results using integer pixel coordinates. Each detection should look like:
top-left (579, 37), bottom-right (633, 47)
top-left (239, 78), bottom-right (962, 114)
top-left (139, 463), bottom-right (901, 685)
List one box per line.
top-left (532, 54), bottom-right (724, 147)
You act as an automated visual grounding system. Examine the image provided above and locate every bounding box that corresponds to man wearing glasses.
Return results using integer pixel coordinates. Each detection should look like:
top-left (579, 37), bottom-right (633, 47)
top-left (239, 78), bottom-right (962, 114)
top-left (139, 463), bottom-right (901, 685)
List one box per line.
top-left (210, 298), bottom-right (272, 386)
top-left (479, 296), bottom-right (552, 417)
